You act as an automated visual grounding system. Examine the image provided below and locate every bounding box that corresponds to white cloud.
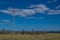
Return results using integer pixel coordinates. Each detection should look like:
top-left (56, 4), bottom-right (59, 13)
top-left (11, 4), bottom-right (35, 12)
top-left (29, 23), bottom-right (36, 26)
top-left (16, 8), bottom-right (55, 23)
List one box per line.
top-left (0, 19), bottom-right (10, 25)
top-left (28, 4), bottom-right (49, 13)
top-left (48, 10), bottom-right (60, 15)
top-left (3, 20), bottom-right (10, 23)
top-left (0, 4), bottom-right (60, 18)
top-left (28, 4), bottom-right (60, 14)
top-left (0, 8), bottom-right (35, 17)
top-left (22, 9), bottom-right (35, 16)
top-left (47, 0), bottom-right (57, 3)
top-left (55, 5), bottom-right (60, 9)
top-left (25, 17), bottom-right (44, 19)
top-left (0, 10), bottom-right (13, 14)
top-left (28, 4), bottom-right (48, 9)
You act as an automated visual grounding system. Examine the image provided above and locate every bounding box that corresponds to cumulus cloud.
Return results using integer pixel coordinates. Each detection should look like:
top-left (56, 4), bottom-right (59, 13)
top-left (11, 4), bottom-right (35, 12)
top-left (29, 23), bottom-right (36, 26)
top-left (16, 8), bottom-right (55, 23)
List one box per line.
top-left (0, 8), bottom-right (35, 17)
top-left (47, 0), bottom-right (57, 3)
top-left (0, 19), bottom-right (10, 25)
top-left (0, 4), bottom-right (50, 17)
top-left (28, 4), bottom-right (49, 13)
top-left (3, 20), bottom-right (10, 23)
top-left (28, 4), bottom-right (60, 14)
top-left (25, 17), bottom-right (44, 19)
top-left (21, 9), bottom-right (35, 16)
top-left (0, 4), bottom-right (60, 18)
top-left (55, 5), bottom-right (60, 9)
top-left (48, 10), bottom-right (60, 15)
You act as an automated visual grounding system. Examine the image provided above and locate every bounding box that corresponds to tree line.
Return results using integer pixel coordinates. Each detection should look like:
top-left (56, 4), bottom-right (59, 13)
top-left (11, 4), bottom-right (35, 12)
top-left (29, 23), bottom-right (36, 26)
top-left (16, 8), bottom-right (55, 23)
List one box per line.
top-left (0, 29), bottom-right (60, 34)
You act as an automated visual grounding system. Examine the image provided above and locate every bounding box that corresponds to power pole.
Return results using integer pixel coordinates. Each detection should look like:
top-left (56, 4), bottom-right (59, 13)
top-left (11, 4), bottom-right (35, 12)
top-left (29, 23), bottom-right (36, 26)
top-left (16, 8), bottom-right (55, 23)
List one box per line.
top-left (10, 8), bottom-right (16, 34)
top-left (12, 8), bottom-right (15, 34)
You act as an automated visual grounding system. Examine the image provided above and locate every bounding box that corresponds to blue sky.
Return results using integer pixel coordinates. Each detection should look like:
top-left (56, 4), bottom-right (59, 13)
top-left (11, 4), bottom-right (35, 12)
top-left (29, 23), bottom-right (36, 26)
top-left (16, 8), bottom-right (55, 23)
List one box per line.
top-left (0, 0), bottom-right (60, 31)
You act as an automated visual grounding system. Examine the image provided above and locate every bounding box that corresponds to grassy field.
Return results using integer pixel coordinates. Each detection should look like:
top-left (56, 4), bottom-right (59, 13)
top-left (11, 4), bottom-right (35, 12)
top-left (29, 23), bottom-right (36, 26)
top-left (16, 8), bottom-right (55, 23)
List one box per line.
top-left (0, 33), bottom-right (60, 40)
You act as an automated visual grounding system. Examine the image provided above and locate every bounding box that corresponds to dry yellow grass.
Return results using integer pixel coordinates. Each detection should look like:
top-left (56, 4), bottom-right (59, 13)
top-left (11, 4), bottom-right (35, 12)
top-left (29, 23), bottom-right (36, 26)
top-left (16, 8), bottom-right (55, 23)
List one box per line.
top-left (0, 33), bottom-right (60, 40)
